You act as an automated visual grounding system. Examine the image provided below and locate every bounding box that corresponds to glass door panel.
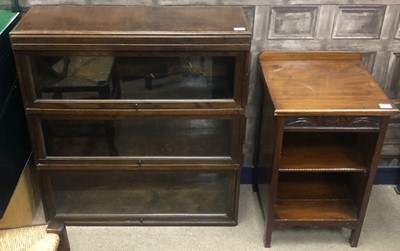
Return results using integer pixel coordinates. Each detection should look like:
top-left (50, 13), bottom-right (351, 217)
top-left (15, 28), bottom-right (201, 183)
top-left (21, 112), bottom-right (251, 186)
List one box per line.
top-left (29, 55), bottom-right (236, 101)
top-left (45, 171), bottom-right (233, 217)
top-left (41, 118), bottom-right (234, 157)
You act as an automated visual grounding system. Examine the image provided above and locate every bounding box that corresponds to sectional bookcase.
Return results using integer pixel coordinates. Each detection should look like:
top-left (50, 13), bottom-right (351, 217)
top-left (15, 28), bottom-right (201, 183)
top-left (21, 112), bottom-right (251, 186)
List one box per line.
top-left (10, 5), bottom-right (251, 225)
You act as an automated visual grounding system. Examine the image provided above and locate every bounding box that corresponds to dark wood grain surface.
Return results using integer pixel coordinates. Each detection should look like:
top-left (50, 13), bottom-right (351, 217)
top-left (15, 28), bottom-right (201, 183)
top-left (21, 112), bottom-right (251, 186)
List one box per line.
top-left (259, 51), bottom-right (399, 116)
top-left (13, 5), bottom-right (250, 35)
top-left (10, 6), bottom-right (251, 52)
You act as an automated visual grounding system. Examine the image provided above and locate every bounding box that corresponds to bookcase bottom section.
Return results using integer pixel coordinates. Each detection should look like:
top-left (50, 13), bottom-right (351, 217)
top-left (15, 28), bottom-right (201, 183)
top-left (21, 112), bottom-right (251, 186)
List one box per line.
top-left (274, 173), bottom-right (360, 226)
top-left (40, 169), bottom-right (239, 225)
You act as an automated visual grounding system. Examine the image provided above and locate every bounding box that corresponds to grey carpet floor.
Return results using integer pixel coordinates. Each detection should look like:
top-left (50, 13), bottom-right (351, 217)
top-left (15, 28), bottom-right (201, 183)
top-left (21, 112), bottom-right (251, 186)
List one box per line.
top-left (36, 185), bottom-right (400, 250)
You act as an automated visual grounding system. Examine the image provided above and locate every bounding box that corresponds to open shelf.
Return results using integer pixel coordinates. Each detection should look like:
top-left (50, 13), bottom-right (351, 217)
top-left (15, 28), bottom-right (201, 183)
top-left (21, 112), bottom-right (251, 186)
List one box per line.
top-left (274, 200), bottom-right (358, 222)
top-left (275, 173), bottom-right (358, 222)
top-left (280, 132), bottom-right (369, 172)
top-left (274, 173), bottom-right (357, 222)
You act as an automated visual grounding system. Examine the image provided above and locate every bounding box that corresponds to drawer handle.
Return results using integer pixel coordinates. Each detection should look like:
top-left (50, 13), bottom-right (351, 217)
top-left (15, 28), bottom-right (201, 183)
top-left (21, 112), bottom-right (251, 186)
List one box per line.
top-left (134, 103), bottom-right (139, 110)
top-left (138, 160), bottom-right (143, 165)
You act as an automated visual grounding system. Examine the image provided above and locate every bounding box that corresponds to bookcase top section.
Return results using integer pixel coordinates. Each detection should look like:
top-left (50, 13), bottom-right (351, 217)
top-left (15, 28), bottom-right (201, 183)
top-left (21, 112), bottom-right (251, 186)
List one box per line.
top-left (10, 5), bottom-right (251, 51)
top-left (259, 51), bottom-right (399, 116)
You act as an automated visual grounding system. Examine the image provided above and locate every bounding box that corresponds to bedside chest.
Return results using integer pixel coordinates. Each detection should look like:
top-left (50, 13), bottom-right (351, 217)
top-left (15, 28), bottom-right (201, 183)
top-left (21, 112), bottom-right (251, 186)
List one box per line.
top-left (255, 51), bottom-right (399, 247)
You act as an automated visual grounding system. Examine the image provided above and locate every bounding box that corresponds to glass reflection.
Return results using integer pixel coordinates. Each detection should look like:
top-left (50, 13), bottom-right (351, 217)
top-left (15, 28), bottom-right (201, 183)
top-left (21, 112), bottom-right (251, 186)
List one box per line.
top-left (42, 118), bottom-right (232, 157)
top-left (31, 56), bottom-right (114, 99)
top-left (31, 55), bottom-right (235, 100)
top-left (50, 172), bottom-right (229, 215)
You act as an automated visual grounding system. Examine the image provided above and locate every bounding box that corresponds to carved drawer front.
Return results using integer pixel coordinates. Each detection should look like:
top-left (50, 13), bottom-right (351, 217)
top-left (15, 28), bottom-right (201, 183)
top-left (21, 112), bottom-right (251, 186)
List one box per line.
top-left (284, 116), bottom-right (382, 130)
top-left (40, 168), bottom-right (238, 225)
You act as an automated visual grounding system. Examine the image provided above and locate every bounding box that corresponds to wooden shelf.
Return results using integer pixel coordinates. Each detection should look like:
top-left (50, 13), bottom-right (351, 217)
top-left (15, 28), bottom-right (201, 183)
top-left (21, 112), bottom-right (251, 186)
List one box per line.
top-left (276, 173), bottom-right (358, 222)
top-left (275, 200), bottom-right (358, 221)
top-left (280, 132), bottom-right (366, 172)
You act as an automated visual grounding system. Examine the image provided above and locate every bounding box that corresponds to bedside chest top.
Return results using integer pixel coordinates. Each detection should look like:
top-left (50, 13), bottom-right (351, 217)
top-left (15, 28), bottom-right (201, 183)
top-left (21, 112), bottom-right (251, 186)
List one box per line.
top-left (259, 51), bottom-right (399, 116)
top-left (10, 5), bottom-right (251, 51)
